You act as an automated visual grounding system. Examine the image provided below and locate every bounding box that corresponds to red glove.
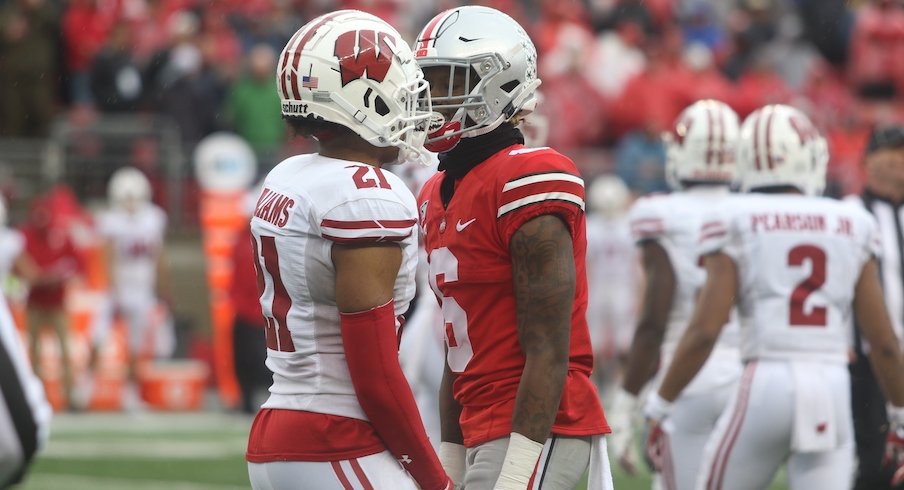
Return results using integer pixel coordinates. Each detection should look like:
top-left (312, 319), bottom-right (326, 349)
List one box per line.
top-left (884, 424), bottom-right (904, 486)
top-left (644, 420), bottom-right (665, 473)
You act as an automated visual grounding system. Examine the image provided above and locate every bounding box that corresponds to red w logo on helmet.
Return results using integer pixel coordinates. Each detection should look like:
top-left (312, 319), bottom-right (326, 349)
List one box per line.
top-left (334, 30), bottom-right (394, 87)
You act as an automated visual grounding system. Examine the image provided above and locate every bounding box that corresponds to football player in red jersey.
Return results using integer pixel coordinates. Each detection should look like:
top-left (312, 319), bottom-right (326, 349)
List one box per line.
top-left (414, 6), bottom-right (612, 489)
top-left (244, 10), bottom-right (451, 490)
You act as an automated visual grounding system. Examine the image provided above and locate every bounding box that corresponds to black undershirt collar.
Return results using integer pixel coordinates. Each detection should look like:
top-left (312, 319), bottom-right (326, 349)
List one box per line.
top-left (437, 124), bottom-right (524, 207)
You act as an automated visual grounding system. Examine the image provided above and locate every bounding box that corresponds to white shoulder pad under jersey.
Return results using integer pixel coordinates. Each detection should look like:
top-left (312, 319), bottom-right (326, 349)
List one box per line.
top-left (629, 190), bottom-right (739, 355)
top-left (700, 194), bottom-right (881, 363)
top-left (0, 228), bottom-right (24, 281)
top-left (250, 154), bottom-right (418, 420)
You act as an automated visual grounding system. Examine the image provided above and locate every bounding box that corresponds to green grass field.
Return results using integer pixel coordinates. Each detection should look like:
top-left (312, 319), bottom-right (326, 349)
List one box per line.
top-left (15, 412), bottom-right (788, 489)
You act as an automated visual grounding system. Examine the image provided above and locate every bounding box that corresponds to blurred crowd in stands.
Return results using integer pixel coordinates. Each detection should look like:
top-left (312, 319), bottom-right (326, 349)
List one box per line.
top-left (2, 0), bottom-right (904, 198)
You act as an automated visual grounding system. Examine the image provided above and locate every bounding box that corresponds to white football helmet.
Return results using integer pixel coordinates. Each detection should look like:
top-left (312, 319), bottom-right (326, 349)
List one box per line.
top-left (737, 104), bottom-right (828, 195)
top-left (277, 10), bottom-right (432, 163)
top-left (413, 6), bottom-right (542, 152)
top-left (663, 99), bottom-right (740, 190)
top-left (588, 175), bottom-right (630, 218)
top-left (109, 167), bottom-right (151, 211)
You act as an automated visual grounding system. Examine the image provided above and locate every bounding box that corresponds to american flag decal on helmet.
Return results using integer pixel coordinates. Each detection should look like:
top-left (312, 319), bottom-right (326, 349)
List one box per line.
top-left (302, 75), bottom-right (318, 89)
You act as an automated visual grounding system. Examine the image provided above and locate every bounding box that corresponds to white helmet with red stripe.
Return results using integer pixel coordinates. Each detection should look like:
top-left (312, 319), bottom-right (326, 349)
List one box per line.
top-left (588, 174), bottom-right (630, 218)
top-left (277, 10), bottom-right (432, 162)
top-left (737, 104), bottom-right (828, 195)
top-left (108, 166), bottom-right (151, 211)
top-left (413, 6), bottom-right (542, 152)
top-left (663, 99), bottom-right (740, 190)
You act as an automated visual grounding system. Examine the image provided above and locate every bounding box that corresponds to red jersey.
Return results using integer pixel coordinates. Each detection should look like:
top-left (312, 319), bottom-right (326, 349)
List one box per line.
top-left (21, 226), bottom-right (83, 309)
top-left (229, 228), bottom-right (265, 327)
top-left (418, 144), bottom-right (609, 447)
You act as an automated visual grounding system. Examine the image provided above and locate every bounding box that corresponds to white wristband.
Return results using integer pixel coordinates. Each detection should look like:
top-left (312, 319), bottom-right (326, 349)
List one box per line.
top-left (643, 392), bottom-right (673, 421)
top-left (439, 442), bottom-right (466, 485)
top-left (493, 432), bottom-right (544, 490)
top-left (888, 404), bottom-right (904, 427)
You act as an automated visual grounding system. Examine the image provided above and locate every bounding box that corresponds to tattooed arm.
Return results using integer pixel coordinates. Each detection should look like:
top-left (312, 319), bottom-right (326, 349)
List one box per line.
top-left (509, 214), bottom-right (576, 443)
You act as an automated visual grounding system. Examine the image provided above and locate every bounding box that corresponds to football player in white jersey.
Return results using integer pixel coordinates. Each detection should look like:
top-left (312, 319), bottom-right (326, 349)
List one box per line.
top-left (0, 291), bottom-right (51, 487)
top-left (0, 196), bottom-right (40, 293)
top-left (93, 167), bottom-right (169, 404)
top-left (647, 104), bottom-right (904, 489)
top-left (607, 100), bottom-right (743, 489)
top-left (0, 196), bottom-right (23, 287)
top-left (244, 10), bottom-right (451, 490)
top-left (584, 174), bottom-right (640, 392)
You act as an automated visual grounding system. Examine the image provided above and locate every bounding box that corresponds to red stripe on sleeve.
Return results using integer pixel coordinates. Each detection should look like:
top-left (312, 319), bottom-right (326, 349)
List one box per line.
top-left (321, 218), bottom-right (417, 230)
top-left (322, 233), bottom-right (412, 244)
top-left (699, 230), bottom-right (727, 242)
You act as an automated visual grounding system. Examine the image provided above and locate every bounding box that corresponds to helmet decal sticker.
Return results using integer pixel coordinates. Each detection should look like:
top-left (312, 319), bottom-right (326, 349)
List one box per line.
top-left (335, 30), bottom-right (395, 86)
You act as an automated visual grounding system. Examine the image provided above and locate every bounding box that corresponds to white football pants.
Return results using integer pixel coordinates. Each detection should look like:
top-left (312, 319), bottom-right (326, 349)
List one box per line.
top-left (248, 450), bottom-right (419, 490)
top-left (694, 360), bottom-right (854, 490)
top-left (465, 434), bottom-right (613, 490)
top-left (654, 373), bottom-right (737, 490)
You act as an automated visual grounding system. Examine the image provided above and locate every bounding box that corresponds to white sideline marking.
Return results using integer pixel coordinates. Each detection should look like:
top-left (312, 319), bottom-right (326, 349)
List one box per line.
top-left (21, 473), bottom-right (248, 490)
top-left (48, 412), bottom-right (253, 434)
top-left (41, 439), bottom-right (246, 459)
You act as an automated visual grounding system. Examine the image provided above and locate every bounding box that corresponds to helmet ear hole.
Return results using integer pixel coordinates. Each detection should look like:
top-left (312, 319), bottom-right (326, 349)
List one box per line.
top-left (374, 96), bottom-right (390, 116)
top-left (500, 80), bottom-right (519, 93)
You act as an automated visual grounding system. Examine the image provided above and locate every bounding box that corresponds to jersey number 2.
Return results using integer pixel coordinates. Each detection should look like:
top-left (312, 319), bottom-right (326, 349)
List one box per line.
top-left (252, 235), bottom-right (296, 352)
top-left (788, 244), bottom-right (827, 327)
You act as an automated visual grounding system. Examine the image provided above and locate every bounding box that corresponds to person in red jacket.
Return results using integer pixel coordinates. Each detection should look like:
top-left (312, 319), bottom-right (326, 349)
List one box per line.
top-left (230, 222), bottom-right (270, 415)
top-left (20, 195), bottom-right (85, 411)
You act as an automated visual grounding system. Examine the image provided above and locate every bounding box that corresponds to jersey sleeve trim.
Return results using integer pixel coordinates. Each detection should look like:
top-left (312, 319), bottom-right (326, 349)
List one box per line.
top-left (320, 218), bottom-right (416, 243)
top-left (699, 220), bottom-right (727, 243)
top-left (498, 172), bottom-right (585, 218)
top-left (501, 172), bottom-right (585, 191)
top-left (630, 218), bottom-right (666, 240)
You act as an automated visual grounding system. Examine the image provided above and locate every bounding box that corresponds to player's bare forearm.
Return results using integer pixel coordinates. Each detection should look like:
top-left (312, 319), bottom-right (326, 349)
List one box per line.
top-left (855, 258), bottom-right (904, 406)
top-left (658, 252), bottom-right (735, 402)
top-left (510, 214), bottom-right (574, 443)
top-left (622, 241), bottom-right (674, 395)
top-left (440, 361), bottom-right (464, 444)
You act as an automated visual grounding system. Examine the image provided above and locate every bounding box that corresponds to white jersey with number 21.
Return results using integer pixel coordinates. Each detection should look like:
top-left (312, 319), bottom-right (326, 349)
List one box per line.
top-left (250, 154), bottom-right (418, 420)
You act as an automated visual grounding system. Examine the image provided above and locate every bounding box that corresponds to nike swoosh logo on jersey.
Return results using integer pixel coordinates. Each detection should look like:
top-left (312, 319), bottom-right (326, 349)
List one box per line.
top-left (456, 218), bottom-right (477, 232)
